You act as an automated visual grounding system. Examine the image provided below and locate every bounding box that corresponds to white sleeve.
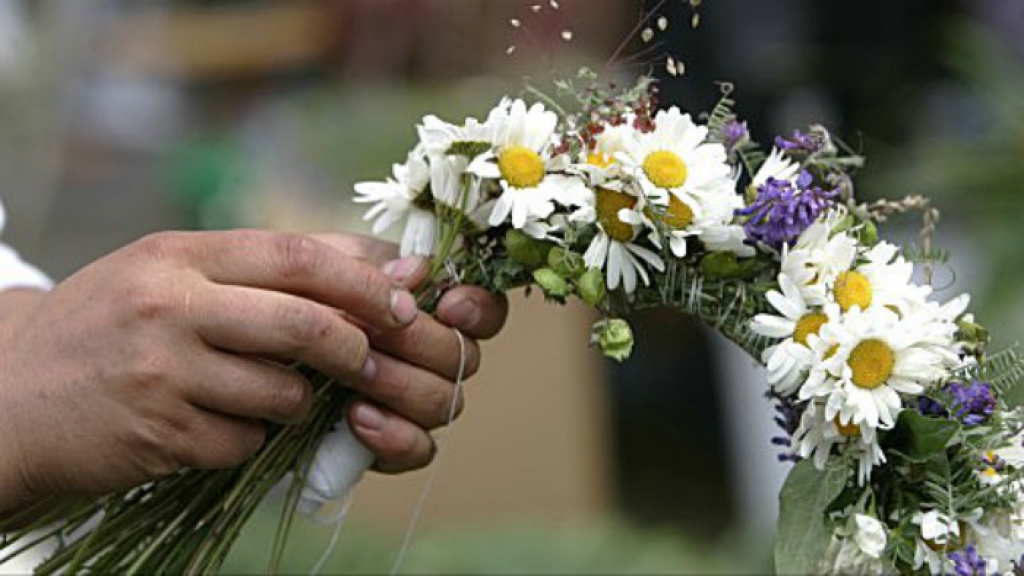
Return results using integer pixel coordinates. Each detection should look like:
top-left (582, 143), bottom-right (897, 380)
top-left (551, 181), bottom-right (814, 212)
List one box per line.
top-left (0, 199), bottom-right (53, 292)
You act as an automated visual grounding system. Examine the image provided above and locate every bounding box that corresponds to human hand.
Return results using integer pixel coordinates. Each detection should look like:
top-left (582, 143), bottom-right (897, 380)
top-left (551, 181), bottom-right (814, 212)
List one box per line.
top-left (311, 234), bottom-right (509, 474)
top-left (0, 230), bottom-right (440, 511)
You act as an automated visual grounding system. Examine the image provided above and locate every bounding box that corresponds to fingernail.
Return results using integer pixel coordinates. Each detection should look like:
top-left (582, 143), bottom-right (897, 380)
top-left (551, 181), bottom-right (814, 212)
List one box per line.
top-left (382, 257), bottom-right (425, 283)
top-left (446, 299), bottom-right (481, 329)
top-left (353, 403), bottom-right (385, 431)
top-left (390, 289), bottom-right (418, 325)
top-left (360, 354), bottom-right (378, 382)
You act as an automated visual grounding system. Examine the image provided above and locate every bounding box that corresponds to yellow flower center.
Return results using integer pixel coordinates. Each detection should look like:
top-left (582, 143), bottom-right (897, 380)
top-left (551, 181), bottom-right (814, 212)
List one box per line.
top-left (643, 150), bottom-right (688, 189)
top-left (645, 195), bottom-right (695, 230)
top-left (793, 312), bottom-right (829, 347)
top-left (848, 339), bottom-right (895, 389)
top-left (587, 152), bottom-right (614, 169)
top-left (595, 188), bottom-right (638, 243)
top-left (498, 146), bottom-right (546, 189)
top-left (824, 345), bottom-right (840, 360)
top-left (833, 416), bottom-right (861, 438)
top-left (834, 270), bottom-right (873, 312)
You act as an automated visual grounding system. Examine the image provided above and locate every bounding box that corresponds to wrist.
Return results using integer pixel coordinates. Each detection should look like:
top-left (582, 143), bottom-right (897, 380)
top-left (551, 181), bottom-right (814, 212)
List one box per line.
top-left (0, 289), bottom-right (48, 515)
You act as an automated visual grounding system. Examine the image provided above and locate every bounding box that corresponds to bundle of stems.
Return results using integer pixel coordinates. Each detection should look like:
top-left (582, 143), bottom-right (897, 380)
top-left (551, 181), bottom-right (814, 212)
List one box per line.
top-left (0, 364), bottom-right (346, 575)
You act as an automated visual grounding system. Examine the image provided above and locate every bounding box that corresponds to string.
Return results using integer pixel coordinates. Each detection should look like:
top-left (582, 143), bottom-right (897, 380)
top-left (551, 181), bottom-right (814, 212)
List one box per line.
top-left (388, 328), bottom-right (467, 576)
top-left (309, 495), bottom-right (356, 576)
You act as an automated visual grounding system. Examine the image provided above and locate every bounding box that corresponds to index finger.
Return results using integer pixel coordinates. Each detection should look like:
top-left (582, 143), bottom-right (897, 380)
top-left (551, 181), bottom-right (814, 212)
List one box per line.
top-left (183, 230), bottom-right (418, 330)
top-left (310, 233), bottom-right (399, 266)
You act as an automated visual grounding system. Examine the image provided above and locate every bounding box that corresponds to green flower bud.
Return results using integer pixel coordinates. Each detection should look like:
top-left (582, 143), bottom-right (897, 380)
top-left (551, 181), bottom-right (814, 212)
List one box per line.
top-left (533, 268), bottom-right (570, 298)
top-left (548, 247), bottom-right (586, 279)
top-left (830, 214), bottom-right (857, 236)
top-left (859, 221), bottom-right (879, 246)
top-left (505, 230), bottom-right (552, 268)
top-left (956, 314), bottom-right (990, 354)
top-left (591, 318), bottom-right (634, 362)
top-left (577, 267), bottom-right (607, 306)
top-left (701, 252), bottom-right (740, 279)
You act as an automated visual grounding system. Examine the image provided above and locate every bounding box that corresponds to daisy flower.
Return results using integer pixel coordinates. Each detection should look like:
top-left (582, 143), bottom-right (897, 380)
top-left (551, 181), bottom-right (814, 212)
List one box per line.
top-left (912, 510), bottom-right (964, 574)
top-left (749, 147), bottom-right (801, 192)
top-left (417, 105), bottom-right (500, 157)
top-left (801, 306), bottom-right (953, 429)
top-left (572, 121), bottom-right (637, 190)
top-left (354, 152), bottom-right (437, 257)
top-left (780, 211), bottom-right (858, 306)
top-left (611, 108), bottom-right (749, 258)
top-left (579, 187), bottom-right (664, 293)
top-left (616, 106), bottom-right (732, 202)
top-left (751, 274), bottom-right (836, 395)
top-left (466, 99), bottom-right (587, 230)
top-left (825, 513), bottom-right (890, 575)
top-left (792, 400), bottom-right (886, 485)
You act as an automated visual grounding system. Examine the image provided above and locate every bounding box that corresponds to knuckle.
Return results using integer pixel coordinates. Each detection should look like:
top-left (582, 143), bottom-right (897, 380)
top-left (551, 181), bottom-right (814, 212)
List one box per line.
top-left (425, 383), bottom-right (455, 428)
top-left (131, 231), bottom-right (187, 261)
top-left (276, 302), bottom-right (335, 352)
top-left (346, 265), bottom-right (392, 315)
top-left (269, 376), bottom-right (313, 423)
top-left (274, 233), bottom-right (326, 281)
top-left (375, 363), bottom-right (413, 406)
top-left (127, 419), bottom-right (182, 479)
top-left (122, 280), bottom-right (176, 322)
top-left (127, 351), bottom-right (174, 393)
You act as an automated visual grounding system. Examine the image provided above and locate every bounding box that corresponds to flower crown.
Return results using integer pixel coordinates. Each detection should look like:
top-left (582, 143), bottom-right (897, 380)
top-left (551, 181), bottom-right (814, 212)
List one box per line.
top-left (354, 75), bottom-right (1024, 574)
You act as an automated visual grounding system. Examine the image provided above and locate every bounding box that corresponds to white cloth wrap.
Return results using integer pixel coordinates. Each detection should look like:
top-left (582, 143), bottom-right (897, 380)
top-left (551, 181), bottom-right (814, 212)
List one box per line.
top-left (298, 418), bottom-right (375, 515)
top-left (0, 201), bottom-right (53, 292)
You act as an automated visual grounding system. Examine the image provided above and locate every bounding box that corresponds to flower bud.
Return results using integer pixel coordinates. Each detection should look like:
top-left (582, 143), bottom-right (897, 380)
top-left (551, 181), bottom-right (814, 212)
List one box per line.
top-left (591, 318), bottom-right (634, 362)
top-left (577, 267), bottom-right (607, 306)
top-left (533, 268), bottom-right (570, 298)
top-left (859, 221), bottom-right (878, 246)
top-left (505, 229), bottom-right (552, 268)
top-left (548, 247), bottom-right (585, 279)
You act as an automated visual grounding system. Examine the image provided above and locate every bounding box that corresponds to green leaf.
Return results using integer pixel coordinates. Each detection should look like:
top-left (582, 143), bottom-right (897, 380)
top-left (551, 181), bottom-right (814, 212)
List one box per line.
top-left (887, 411), bottom-right (961, 462)
top-left (774, 460), bottom-right (848, 575)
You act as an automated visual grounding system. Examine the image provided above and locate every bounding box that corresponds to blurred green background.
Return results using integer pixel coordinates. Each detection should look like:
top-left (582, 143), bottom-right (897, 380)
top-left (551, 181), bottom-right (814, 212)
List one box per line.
top-left (0, 0), bottom-right (1021, 573)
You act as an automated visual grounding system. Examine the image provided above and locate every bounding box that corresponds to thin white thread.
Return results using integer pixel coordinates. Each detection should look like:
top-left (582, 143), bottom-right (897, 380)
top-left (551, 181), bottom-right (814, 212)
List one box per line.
top-left (388, 328), bottom-right (467, 576)
top-left (309, 495), bottom-right (356, 575)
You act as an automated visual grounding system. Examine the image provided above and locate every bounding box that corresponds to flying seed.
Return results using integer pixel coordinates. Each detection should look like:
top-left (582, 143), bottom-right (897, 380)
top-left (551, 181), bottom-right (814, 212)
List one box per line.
top-left (641, 27), bottom-right (654, 43)
top-left (657, 16), bottom-right (668, 31)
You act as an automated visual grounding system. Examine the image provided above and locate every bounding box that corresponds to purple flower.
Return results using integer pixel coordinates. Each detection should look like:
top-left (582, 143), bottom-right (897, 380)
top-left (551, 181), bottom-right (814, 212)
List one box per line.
top-left (775, 128), bottom-right (829, 155)
top-left (948, 381), bottom-right (997, 426)
top-left (917, 381), bottom-right (996, 426)
top-left (737, 171), bottom-right (839, 250)
top-left (949, 546), bottom-right (988, 576)
top-left (722, 119), bottom-right (748, 152)
top-left (918, 395), bottom-right (949, 418)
